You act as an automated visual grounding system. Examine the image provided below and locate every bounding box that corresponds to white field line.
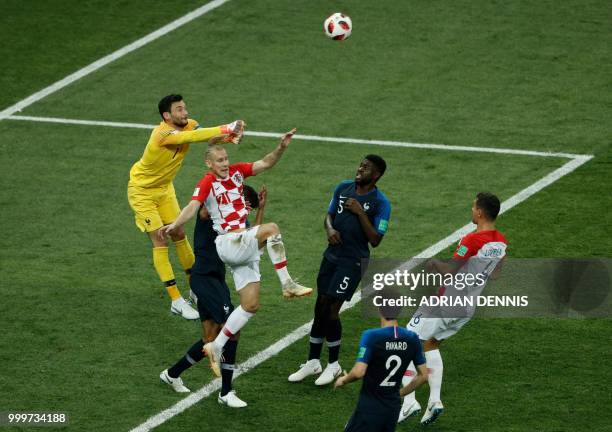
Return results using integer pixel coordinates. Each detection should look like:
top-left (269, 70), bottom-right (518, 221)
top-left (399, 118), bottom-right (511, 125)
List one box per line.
top-left (0, 0), bottom-right (230, 121)
top-left (5, 115), bottom-right (592, 160)
top-left (128, 154), bottom-right (592, 431)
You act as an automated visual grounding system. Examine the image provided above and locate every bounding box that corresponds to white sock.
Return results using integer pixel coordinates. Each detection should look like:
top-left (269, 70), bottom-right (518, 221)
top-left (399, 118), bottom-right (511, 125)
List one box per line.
top-left (266, 234), bottom-right (291, 284)
top-left (425, 349), bottom-right (443, 403)
top-left (401, 361), bottom-right (417, 404)
top-left (214, 306), bottom-right (254, 348)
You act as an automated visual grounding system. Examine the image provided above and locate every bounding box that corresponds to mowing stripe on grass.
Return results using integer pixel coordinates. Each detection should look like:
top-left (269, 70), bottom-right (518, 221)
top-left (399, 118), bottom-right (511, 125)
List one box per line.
top-left (5, 115), bottom-right (592, 160)
top-left (0, 0), bottom-right (230, 120)
top-left (128, 151), bottom-right (592, 432)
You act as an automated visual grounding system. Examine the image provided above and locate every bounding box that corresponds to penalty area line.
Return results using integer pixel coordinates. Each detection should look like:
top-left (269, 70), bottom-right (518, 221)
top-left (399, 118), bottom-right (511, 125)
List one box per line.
top-left (128, 150), bottom-right (592, 432)
top-left (5, 114), bottom-right (592, 160)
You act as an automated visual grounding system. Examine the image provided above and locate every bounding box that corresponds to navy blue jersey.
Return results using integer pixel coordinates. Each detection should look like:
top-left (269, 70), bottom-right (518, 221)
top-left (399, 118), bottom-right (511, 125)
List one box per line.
top-left (191, 209), bottom-right (225, 277)
top-left (324, 180), bottom-right (391, 266)
top-left (354, 326), bottom-right (425, 414)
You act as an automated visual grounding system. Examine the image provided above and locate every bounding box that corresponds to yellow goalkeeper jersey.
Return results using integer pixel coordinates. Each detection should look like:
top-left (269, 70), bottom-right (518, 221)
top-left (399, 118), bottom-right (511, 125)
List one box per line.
top-left (129, 119), bottom-right (223, 189)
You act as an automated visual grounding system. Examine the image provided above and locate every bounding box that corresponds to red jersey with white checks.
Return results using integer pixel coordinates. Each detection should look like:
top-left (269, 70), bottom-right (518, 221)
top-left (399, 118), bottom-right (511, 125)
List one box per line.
top-left (442, 230), bottom-right (508, 315)
top-left (191, 163), bottom-right (255, 234)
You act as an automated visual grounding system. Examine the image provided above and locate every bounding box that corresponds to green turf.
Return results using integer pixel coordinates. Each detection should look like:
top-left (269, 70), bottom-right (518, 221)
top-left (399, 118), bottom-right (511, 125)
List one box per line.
top-left (0, 0), bottom-right (207, 110)
top-left (0, 0), bottom-right (610, 431)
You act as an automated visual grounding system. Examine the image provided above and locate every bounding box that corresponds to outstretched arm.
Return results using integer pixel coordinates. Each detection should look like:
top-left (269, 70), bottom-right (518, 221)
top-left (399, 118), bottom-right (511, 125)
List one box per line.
top-left (159, 120), bottom-right (245, 146)
top-left (158, 200), bottom-right (201, 240)
top-left (252, 128), bottom-right (296, 175)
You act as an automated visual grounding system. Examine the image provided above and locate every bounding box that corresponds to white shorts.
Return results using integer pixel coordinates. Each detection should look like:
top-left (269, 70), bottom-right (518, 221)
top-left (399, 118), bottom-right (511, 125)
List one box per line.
top-left (407, 315), bottom-right (470, 341)
top-left (215, 226), bottom-right (262, 291)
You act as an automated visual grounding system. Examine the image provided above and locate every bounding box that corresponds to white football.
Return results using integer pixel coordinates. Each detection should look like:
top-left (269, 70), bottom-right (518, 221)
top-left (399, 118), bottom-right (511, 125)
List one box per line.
top-left (324, 13), bottom-right (352, 41)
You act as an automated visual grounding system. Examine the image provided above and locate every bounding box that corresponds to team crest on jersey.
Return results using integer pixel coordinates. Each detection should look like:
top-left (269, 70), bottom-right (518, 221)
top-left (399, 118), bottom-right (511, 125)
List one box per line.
top-left (363, 202), bottom-right (370, 211)
top-left (223, 305), bottom-right (230, 314)
top-left (232, 171), bottom-right (244, 184)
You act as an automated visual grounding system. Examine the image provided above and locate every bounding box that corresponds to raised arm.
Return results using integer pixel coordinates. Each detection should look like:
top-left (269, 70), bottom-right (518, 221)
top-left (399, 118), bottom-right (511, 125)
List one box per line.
top-left (159, 120), bottom-right (245, 147)
top-left (252, 128), bottom-right (296, 175)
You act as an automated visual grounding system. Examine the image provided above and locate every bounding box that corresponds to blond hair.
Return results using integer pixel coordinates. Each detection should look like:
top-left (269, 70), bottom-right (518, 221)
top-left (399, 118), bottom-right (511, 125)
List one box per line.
top-left (205, 144), bottom-right (226, 161)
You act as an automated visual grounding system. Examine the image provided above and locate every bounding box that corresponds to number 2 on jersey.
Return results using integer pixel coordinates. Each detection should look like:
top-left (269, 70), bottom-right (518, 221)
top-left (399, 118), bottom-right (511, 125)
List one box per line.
top-left (380, 354), bottom-right (402, 387)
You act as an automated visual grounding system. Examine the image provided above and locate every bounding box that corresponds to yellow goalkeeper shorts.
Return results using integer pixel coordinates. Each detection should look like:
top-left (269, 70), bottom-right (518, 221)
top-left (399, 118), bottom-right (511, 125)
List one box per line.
top-left (127, 182), bottom-right (181, 232)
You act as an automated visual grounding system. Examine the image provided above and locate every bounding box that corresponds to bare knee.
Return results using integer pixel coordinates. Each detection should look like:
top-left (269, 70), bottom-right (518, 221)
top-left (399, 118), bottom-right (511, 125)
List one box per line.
top-left (242, 301), bottom-right (260, 314)
top-left (262, 222), bottom-right (280, 237)
top-left (149, 230), bottom-right (169, 247)
top-left (423, 338), bottom-right (441, 351)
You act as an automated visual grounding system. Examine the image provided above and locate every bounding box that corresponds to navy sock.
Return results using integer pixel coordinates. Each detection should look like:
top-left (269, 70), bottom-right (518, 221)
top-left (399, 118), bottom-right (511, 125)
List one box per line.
top-left (308, 334), bottom-right (325, 360)
top-left (308, 296), bottom-right (328, 360)
top-left (221, 339), bottom-right (238, 396)
top-left (168, 339), bottom-right (204, 378)
top-left (326, 319), bottom-right (342, 364)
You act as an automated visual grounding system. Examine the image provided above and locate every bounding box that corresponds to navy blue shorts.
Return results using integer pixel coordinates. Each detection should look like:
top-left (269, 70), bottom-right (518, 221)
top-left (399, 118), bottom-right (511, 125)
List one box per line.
top-left (344, 409), bottom-right (399, 432)
top-left (317, 257), bottom-right (362, 301)
top-left (190, 272), bottom-right (234, 324)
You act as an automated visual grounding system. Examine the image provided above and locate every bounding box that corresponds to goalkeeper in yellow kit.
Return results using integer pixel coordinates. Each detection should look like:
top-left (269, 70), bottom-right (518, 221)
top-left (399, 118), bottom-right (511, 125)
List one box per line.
top-left (128, 94), bottom-right (244, 319)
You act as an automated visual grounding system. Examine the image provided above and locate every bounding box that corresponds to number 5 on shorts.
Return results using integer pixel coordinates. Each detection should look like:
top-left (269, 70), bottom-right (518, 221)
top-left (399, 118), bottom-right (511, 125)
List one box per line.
top-left (339, 276), bottom-right (350, 291)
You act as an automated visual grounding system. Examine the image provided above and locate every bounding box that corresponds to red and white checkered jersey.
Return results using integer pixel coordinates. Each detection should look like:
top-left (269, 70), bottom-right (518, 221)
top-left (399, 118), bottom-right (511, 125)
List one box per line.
top-left (191, 163), bottom-right (255, 234)
top-left (445, 230), bottom-right (508, 296)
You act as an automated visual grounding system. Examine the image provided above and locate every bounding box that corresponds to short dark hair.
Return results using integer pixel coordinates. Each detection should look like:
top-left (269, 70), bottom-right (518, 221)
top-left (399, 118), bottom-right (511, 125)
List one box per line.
top-left (476, 192), bottom-right (501, 220)
top-left (378, 288), bottom-right (403, 320)
top-left (242, 184), bottom-right (259, 209)
top-left (365, 154), bottom-right (387, 179)
top-left (158, 94), bottom-right (183, 118)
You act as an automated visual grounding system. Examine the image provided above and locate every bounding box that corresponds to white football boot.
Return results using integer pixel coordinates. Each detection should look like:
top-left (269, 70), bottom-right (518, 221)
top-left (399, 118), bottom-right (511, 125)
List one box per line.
top-left (203, 342), bottom-right (223, 377)
top-left (159, 369), bottom-right (190, 393)
top-left (314, 362), bottom-right (342, 386)
top-left (282, 280), bottom-right (313, 299)
top-left (218, 390), bottom-right (248, 408)
top-left (421, 401), bottom-right (444, 426)
top-left (398, 399), bottom-right (421, 423)
top-left (170, 298), bottom-right (200, 320)
top-left (288, 359), bottom-right (322, 382)
top-left (189, 289), bottom-right (198, 306)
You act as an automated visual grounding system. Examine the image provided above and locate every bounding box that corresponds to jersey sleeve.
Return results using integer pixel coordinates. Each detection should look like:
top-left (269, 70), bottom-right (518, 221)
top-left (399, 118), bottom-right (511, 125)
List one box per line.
top-left (412, 335), bottom-right (426, 366)
top-left (453, 233), bottom-right (479, 260)
top-left (157, 125), bottom-right (224, 146)
top-left (373, 194), bottom-right (391, 235)
top-left (191, 176), bottom-right (213, 203)
top-left (232, 162), bottom-right (255, 178)
top-left (327, 180), bottom-right (351, 215)
top-left (356, 330), bottom-right (374, 364)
